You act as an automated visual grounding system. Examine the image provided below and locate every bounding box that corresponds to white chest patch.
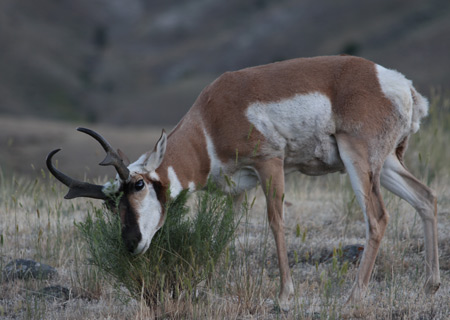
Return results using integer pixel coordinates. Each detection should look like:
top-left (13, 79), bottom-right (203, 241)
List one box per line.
top-left (203, 128), bottom-right (257, 194)
top-left (246, 92), bottom-right (338, 168)
top-left (203, 129), bottom-right (225, 179)
top-left (168, 166), bottom-right (183, 198)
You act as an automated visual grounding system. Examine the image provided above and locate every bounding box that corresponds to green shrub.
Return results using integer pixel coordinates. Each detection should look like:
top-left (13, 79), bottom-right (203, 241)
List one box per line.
top-left (76, 181), bottom-right (240, 306)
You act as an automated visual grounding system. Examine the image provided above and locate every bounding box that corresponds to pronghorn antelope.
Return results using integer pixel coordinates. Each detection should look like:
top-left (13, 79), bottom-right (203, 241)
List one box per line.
top-left (47, 55), bottom-right (440, 306)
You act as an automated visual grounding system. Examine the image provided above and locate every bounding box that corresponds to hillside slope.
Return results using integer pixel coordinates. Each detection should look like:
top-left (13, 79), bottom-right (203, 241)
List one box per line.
top-left (0, 0), bottom-right (449, 125)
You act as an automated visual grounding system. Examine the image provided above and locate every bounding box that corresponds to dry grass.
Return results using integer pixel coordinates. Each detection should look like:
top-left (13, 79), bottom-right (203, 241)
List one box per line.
top-left (0, 93), bottom-right (449, 319)
top-left (1, 168), bottom-right (449, 319)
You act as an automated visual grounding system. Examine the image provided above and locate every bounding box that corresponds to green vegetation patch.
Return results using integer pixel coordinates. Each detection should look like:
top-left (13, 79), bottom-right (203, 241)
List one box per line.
top-left (76, 181), bottom-right (239, 306)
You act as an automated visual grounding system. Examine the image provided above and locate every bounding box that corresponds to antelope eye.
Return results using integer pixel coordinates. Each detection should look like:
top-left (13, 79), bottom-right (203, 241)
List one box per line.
top-left (135, 179), bottom-right (145, 191)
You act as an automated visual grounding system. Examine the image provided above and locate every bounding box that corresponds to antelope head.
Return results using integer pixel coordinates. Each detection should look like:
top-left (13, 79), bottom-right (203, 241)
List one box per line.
top-left (46, 127), bottom-right (167, 255)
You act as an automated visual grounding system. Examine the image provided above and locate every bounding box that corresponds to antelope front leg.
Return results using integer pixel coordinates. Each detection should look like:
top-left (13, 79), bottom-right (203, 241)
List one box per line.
top-left (256, 158), bottom-right (294, 309)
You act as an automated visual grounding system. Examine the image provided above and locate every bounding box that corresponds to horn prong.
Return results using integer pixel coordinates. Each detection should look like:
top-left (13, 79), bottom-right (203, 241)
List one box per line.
top-left (77, 127), bottom-right (130, 181)
top-left (99, 153), bottom-right (115, 166)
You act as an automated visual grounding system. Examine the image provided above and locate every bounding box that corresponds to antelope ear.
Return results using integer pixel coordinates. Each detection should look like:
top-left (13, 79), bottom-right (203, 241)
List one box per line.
top-left (145, 130), bottom-right (167, 171)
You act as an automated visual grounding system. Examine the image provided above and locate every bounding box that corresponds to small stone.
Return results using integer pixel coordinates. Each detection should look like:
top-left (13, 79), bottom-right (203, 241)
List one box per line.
top-left (2, 259), bottom-right (58, 281)
top-left (38, 285), bottom-right (71, 301)
top-left (340, 244), bottom-right (364, 264)
top-left (323, 244), bottom-right (364, 264)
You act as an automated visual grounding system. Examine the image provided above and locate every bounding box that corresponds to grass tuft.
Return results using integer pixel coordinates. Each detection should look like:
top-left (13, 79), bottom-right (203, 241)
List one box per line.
top-left (76, 180), bottom-right (240, 307)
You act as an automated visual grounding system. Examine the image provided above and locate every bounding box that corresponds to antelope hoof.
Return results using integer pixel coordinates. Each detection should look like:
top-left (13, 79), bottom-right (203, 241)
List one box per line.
top-left (277, 284), bottom-right (294, 312)
top-left (424, 281), bottom-right (440, 295)
top-left (276, 298), bottom-right (291, 312)
top-left (346, 284), bottom-right (365, 305)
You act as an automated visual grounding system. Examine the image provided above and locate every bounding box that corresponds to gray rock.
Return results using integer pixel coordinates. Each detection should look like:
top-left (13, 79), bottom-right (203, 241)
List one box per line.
top-left (322, 244), bottom-right (365, 264)
top-left (2, 259), bottom-right (58, 281)
top-left (289, 244), bottom-right (365, 267)
top-left (37, 285), bottom-right (71, 301)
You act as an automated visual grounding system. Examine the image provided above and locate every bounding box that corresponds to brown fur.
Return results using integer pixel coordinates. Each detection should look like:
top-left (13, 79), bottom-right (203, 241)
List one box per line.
top-left (192, 56), bottom-right (394, 165)
top-left (156, 108), bottom-right (211, 190)
top-left (395, 136), bottom-right (409, 166)
top-left (55, 55), bottom-right (437, 307)
top-left (155, 56), bottom-right (399, 184)
top-left (146, 55), bottom-right (438, 306)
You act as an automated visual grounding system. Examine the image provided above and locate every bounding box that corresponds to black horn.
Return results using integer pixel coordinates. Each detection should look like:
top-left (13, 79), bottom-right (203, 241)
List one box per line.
top-left (77, 127), bottom-right (130, 182)
top-left (46, 149), bottom-right (108, 200)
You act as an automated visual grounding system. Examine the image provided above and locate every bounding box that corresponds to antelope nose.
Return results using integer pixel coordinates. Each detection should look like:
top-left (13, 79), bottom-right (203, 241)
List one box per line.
top-left (122, 229), bottom-right (142, 253)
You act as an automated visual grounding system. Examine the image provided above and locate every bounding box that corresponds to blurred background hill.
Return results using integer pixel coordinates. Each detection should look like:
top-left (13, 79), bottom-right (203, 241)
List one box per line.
top-left (0, 0), bottom-right (449, 176)
top-left (1, 0), bottom-right (449, 125)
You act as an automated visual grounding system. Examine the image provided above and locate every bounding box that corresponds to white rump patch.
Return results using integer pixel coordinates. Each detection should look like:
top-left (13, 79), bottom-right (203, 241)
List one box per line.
top-left (376, 64), bottom-right (428, 134)
top-left (376, 64), bottom-right (412, 115)
top-left (168, 166), bottom-right (183, 197)
top-left (188, 181), bottom-right (196, 192)
top-left (409, 86), bottom-right (429, 134)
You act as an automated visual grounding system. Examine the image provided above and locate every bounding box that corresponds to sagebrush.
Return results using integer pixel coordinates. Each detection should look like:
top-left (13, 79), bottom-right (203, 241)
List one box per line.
top-left (76, 181), bottom-right (240, 306)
